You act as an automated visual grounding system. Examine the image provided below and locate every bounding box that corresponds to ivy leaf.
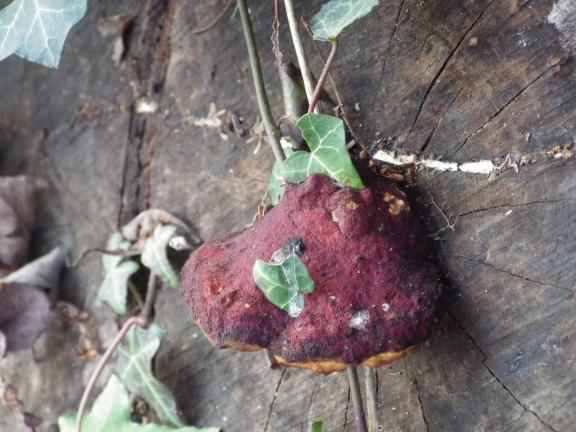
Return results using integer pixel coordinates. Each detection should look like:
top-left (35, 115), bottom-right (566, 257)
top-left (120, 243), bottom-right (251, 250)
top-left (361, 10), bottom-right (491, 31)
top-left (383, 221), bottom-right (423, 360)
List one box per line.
top-left (97, 232), bottom-right (140, 315)
top-left (115, 324), bottom-right (186, 428)
top-left (253, 245), bottom-right (314, 318)
top-left (310, 421), bottom-right (324, 432)
top-left (0, 0), bottom-right (87, 68)
top-left (268, 113), bottom-right (364, 205)
top-left (58, 375), bottom-right (218, 432)
top-left (311, 0), bottom-right (379, 41)
top-left (141, 224), bottom-right (179, 289)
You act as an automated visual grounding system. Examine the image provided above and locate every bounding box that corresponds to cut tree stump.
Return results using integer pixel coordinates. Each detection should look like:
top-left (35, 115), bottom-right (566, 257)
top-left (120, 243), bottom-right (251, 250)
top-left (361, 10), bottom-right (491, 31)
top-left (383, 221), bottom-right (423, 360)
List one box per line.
top-left (1, 0), bottom-right (575, 431)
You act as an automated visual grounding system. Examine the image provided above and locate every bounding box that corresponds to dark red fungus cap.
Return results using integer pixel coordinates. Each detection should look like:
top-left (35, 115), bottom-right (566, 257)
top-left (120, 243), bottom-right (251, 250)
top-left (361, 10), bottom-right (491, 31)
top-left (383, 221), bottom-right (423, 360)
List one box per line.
top-left (181, 175), bottom-right (442, 374)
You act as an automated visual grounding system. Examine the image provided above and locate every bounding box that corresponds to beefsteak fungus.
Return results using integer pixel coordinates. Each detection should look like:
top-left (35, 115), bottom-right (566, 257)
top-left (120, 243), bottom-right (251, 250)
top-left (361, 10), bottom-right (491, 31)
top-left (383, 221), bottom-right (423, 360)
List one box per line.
top-left (181, 175), bottom-right (442, 373)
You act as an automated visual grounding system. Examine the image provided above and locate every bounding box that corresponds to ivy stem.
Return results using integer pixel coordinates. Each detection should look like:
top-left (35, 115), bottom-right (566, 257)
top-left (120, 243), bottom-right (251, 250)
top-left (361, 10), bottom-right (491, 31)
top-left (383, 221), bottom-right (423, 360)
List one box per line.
top-left (283, 0), bottom-right (316, 108)
top-left (308, 40), bottom-right (338, 114)
top-left (365, 368), bottom-right (379, 432)
top-left (237, 0), bottom-right (285, 162)
top-left (190, 0), bottom-right (234, 35)
top-left (347, 366), bottom-right (368, 432)
top-left (75, 275), bottom-right (158, 432)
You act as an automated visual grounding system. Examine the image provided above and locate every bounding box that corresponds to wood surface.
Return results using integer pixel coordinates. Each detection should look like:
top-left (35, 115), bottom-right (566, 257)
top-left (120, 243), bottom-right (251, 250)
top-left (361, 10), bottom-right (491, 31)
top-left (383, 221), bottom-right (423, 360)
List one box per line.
top-left (1, 0), bottom-right (575, 431)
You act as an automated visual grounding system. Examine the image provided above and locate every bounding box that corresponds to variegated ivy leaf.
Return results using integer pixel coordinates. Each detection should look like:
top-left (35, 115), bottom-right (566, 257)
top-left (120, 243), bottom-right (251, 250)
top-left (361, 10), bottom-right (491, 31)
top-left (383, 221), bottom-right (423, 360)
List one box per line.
top-left (268, 113), bottom-right (364, 205)
top-left (58, 375), bottom-right (218, 432)
top-left (311, 0), bottom-right (379, 41)
top-left (97, 232), bottom-right (140, 315)
top-left (0, 0), bottom-right (87, 68)
top-left (253, 243), bottom-right (314, 318)
top-left (115, 324), bottom-right (185, 428)
top-left (141, 224), bottom-right (179, 289)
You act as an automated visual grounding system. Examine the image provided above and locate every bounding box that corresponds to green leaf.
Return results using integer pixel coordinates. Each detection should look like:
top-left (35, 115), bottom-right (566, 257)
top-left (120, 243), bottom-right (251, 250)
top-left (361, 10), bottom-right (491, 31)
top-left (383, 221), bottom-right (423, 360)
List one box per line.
top-left (311, 0), bottom-right (379, 41)
top-left (310, 421), bottom-right (324, 432)
top-left (58, 375), bottom-right (219, 432)
top-left (141, 224), bottom-right (179, 289)
top-left (116, 324), bottom-right (186, 428)
top-left (268, 113), bottom-right (364, 205)
top-left (0, 0), bottom-right (87, 68)
top-left (97, 232), bottom-right (140, 315)
top-left (253, 244), bottom-right (314, 318)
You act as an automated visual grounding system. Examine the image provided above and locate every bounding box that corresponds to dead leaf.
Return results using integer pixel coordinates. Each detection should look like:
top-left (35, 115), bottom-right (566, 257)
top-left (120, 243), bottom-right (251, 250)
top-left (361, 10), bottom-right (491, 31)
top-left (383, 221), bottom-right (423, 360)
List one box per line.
top-left (2, 247), bottom-right (66, 290)
top-left (121, 209), bottom-right (193, 247)
top-left (0, 382), bottom-right (33, 432)
top-left (0, 177), bottom-right (36, 277)
top-left (0, 283), bottom-right (52, 355)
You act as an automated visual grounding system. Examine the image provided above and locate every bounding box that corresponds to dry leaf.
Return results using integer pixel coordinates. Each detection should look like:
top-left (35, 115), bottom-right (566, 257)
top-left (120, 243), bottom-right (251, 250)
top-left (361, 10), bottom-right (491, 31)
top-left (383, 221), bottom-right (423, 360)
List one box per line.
top-left (2, 247), bottom-right (66, 290)
top-left (0, 177), bottom-right (36, 277)
top-left (0, 283), bottom-right (52, 355)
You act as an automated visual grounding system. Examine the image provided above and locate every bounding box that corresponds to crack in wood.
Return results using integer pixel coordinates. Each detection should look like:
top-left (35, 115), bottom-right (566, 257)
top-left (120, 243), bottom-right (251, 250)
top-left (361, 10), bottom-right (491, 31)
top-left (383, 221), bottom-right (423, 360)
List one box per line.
top-left (408, 0), bottom-right (498, 136)
top-left (413, 378), bottom-right (431, 432)
top-left (341, 385), bottom-right (351, 431)
top-left (447, 59), bottom-right (563, 158)
top-left (458, 199), bottom-right (568, 218)
top-left (263, 369), bottom-right (288, 432)
top-left (450, 254), bottom-right (574, 296)
top-left (118, 0), bottom-right (176, 227)
top-left (448, 313), bottom-right (560, 432)
top-left (419, 88), bottom-right (462, 154)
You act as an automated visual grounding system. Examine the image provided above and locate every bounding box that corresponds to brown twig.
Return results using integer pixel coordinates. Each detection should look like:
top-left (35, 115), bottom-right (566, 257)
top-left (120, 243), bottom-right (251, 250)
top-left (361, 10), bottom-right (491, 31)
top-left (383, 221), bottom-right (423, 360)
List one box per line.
top-left (283, 0), bottom-right (316, 107)
top-left (75, 316), bottom-right (146, 432)
top-left (301, 18), bottom-right (362, 145)
top-left (189, 0), bottom-right (234, 35)
top-left (347, 366), bottom-right (368, 432)
top-left (75, 275), bottom-right (158, 432)
top-left (365, 368), bottom-right (379, 432)
top-left (71, 248), bottom-right (141, 269)
top-left (238, 0), bottom-right (285, 162)
top-left (308, 40), bottom-right (338, 114)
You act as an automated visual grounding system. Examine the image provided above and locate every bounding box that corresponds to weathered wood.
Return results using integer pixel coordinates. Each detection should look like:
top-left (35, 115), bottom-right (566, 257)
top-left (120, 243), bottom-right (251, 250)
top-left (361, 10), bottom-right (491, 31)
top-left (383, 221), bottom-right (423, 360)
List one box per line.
top-left (1, 0), bottom-right (575, 431)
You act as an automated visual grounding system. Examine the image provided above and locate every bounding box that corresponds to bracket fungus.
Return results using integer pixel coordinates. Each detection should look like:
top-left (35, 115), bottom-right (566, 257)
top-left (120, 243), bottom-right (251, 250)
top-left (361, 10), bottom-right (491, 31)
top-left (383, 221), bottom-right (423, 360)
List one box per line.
top-left (182, 175), bottom-right (442, 374)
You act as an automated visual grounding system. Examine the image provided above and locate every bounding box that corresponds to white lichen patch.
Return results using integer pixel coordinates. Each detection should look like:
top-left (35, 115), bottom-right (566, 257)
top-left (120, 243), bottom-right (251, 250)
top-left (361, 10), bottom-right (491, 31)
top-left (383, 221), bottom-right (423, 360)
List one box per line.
top-left (548, 0), bottom-right (576, 54)
top-left (349, 310), bottom-right (370, 330)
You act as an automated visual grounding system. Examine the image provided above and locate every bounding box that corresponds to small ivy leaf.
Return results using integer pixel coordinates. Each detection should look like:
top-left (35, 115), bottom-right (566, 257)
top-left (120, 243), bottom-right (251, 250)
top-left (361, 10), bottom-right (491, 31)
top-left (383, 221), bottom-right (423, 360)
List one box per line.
top-left (97, 233), bottom-right (140, 315)
top-left (0, 0), bottom-right (88, 68)
top-left (58, 375), bottom-right (218, 432)
top-left (253, 249), bottom-right (315, 318)
top-left (310, 421), bottom-right (324, 432)
top-left (311, 0), bottom-right (379, 41)
top-left (267, 114), bottom-right (364, 205)
top-left (115, 324), bottom-right (186, 428)
top-left (141, 224), bottom-right (180, 289)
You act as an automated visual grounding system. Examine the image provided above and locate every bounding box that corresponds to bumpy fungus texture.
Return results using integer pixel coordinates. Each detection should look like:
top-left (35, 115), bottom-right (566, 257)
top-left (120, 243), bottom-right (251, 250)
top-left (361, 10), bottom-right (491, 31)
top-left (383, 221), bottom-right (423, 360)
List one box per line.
top-left (182, 175), bottom-right (442, 374)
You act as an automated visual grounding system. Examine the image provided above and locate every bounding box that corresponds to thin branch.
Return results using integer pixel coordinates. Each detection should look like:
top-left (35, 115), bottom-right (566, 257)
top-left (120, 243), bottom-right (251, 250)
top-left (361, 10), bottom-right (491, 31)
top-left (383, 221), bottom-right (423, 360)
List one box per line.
top-left (347, 366), bottom-right (368, 432)
top-left (71, 247), bottom-right (141, 269)
top-left (308, 40), bottom-right (338, 114)
top-left (189, 0), bottom-right (234, 35)
top-left (301, 18), bottom-right (362, 145)
top-left (237, 0), bottom-right (285, 162)
top-left (76, 316), bottom-right (147, 432)
top-left (365, 368), bottom-right (379, 432)
top-left (283, 0), bottom-right (316, 107)
top-left (76, 274), bottom-right (160, 432)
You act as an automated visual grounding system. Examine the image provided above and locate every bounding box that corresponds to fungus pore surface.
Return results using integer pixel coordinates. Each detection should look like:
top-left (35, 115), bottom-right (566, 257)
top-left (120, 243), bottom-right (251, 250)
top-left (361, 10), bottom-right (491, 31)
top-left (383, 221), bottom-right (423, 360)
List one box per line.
top-left (181, 175), bottom-right (442, 373)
